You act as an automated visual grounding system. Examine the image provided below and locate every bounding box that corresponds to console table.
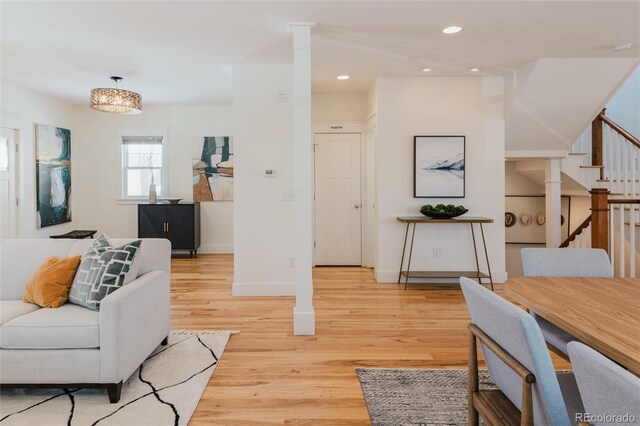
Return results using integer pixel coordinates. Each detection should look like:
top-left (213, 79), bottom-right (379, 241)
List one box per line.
top-left (396, 216), bottom-right (494, 290)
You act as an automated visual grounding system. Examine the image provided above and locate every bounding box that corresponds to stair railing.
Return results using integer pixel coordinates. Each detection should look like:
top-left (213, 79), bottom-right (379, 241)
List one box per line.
top-left (608, 198), bottom-right (639, 278)
top-left (560, 215), bottom-right (592, 248)
top-left (600, 112), bottom-right (640, 199)
top-left (564, 110), bottom-right (639, 277)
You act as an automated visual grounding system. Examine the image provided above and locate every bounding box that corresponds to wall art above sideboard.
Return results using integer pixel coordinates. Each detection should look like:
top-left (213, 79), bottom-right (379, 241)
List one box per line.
top-left (192, 136), bottom-right (233, 202)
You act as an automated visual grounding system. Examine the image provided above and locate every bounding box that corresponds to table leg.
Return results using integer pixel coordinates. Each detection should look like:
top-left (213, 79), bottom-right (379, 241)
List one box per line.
top-left (405, 223), bottom-right (416, 290)
top-left (398, 223), bottom-right (410, 284)
top-left (470, 224), bottom-right (482, 285)
top-left (479, 223), bottom-right (494, 291)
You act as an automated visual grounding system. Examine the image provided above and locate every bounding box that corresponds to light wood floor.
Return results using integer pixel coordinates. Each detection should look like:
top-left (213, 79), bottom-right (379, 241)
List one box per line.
top-left (172, 255), bottom-right (568, 425)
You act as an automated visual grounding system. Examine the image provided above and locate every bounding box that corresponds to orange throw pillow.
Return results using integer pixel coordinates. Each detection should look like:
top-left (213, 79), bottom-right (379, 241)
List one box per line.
top-left (23, 256), bottom-right (82, 308)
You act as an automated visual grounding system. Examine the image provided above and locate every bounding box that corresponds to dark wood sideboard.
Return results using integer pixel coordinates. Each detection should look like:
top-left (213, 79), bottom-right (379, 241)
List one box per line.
top-left (138, 203), bottom-right (201, 257)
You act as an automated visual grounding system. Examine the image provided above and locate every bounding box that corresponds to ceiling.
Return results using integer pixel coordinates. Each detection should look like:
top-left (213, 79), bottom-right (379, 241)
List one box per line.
top-left (2, 1), bottom-right (639, 106)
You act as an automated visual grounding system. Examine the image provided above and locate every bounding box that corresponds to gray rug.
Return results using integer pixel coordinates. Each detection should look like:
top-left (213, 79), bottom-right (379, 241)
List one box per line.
top-left (0, 330), bottom-right (234, 426)
top-left (356, 368), bottom-right (495, 426)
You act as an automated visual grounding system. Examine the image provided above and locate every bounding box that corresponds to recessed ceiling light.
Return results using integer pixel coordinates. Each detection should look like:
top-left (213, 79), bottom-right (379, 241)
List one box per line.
top-left (442, 26), bottom-right (462, 34)
top-left (470, 67), bottom-right (480, 72)
top-left (337, 75), bottom-right (350, 80)
top-left (422, 67), bottom-right (432, 72)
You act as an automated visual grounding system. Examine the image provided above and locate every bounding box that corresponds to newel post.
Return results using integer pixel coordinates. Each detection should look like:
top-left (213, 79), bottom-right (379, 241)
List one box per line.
top-left (590, 188), bottom-right (609, 253)
top-left (592, 109), bottom-right (605, 179)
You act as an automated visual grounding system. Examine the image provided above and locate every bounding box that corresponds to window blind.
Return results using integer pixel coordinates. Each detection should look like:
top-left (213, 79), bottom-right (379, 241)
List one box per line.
top-left (121, 136), bottom-right (163, 145)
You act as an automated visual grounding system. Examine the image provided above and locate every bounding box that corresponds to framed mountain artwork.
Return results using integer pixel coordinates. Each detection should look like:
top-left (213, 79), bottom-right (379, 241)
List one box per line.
top-left (414, 136), bottom-right (465, 198)
top-left (35, 124), bottom-right (72, 228)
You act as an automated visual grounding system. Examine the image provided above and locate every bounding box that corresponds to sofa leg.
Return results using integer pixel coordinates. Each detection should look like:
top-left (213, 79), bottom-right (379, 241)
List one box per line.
top-left (161, 336), bottom-right (169, 346)
top-left (107, 382), bottom-right (123, 403)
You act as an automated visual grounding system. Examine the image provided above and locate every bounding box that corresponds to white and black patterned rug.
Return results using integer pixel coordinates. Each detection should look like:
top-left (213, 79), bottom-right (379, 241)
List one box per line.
top-left (0, 330), bottom-right (234, 426)
top-left (356, 368), bottom-right (495, 426)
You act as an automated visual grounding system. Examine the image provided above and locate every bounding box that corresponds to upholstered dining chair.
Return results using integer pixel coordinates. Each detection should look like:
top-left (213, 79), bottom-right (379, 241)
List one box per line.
top-left (460, 277), bottom-right (583, 426)
top-left (568, 342), bottom-right (640, 426)
top-left (520, 248), bottom-right (613, 356)
top-left (520, 248), bottom-right (613, 278)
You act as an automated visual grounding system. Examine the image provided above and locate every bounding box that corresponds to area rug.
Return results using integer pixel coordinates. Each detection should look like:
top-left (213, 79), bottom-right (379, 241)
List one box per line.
top-left (0, 330), bottom-right (234, 426)
top-left (356, 368), bottom-right (494, 426)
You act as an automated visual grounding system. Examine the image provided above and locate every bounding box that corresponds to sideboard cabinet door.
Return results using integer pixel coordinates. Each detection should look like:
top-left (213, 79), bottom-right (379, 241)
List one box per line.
top-left (138, 205), bottom-right (167, 238)
top-left (167, 205), bottom-right (195, 250)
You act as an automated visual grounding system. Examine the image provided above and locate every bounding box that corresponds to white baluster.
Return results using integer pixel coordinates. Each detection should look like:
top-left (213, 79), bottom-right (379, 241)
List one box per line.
top-left (630, 203), bottom-right (636, 278)
top-left (624, 138), bottom-right (629, 198)
top-left (608, 125), bottom-right (614, 189)
top-left (602, 125), bottom-right (608, 180)
top-left (617, 133), bottom-right (623, 195)
top-left (633, 150), bottom-right (638, 198)
top-left (619, 202), bottom-right (625, 277)
top-left (610, 206), bottom-right (615, 272)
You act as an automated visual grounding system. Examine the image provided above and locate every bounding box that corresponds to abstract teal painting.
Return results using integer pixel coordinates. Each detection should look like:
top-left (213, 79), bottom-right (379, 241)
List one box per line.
top-left (192, 136), bottom-right (233, 201)
top-left (36, 124), bottom-right (71, 228)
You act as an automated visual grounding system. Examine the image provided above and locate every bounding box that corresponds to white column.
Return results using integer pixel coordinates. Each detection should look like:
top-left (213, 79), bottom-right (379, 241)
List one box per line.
top-left (545, 158), bottom-right (563, 247)
top-left (290, 23), bottom-right (315, 335)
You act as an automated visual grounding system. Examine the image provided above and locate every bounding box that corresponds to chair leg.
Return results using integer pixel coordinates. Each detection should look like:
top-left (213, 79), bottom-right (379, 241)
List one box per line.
top-left (521, 379), bottom-right (534, 426)
top-left (468, 329), bottom-right (479, 426)
top-left (107, 382), bottom-right (123, 403)
top-left (161, 336), bottom-right (169, 346)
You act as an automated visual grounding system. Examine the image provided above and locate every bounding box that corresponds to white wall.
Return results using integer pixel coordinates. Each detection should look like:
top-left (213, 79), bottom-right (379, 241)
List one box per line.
top-left (312, 93), bottom-right (367, 122)
top-left (505, 161), bottom-right (543, 277)
top-left (374, 77), bottom-right (507, 283)
top-left (0, 82), bottom-right (77, 238)
top-left (1, 81), bottom-right (234, 251)
top-left (73, 106), bottom-right (233, 252)
top-left (606, 67), bottom-right (639, 138)
top-left (232, 64), bottom-right (296, 295)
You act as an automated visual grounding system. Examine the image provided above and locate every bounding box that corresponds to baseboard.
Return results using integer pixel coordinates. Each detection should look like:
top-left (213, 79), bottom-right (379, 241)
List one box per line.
top-left (198, 244), bottom-right (233, 254)
top-left (294, 307), bottom-right (315, 335)
top-left (232, 282), bottom-right (295, 296)
top-left (375, 269), bottom-right (508, 284)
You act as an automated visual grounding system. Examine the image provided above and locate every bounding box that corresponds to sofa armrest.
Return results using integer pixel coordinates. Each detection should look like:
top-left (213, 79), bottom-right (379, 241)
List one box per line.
top-left (99, 270), bottom-right (170, 383)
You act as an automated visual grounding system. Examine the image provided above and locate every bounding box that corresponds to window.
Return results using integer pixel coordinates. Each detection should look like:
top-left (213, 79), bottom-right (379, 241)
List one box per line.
top-left (121, 136), bottom-right (165, 198)
top-left (0, 137), bottom-right (8, 171)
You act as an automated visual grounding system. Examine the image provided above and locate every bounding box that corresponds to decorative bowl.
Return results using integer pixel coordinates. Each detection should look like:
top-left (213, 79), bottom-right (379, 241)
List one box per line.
top-left (420, 209), bottom-right (468, 219)
top-left (163, 198), bottom-right (183, 204)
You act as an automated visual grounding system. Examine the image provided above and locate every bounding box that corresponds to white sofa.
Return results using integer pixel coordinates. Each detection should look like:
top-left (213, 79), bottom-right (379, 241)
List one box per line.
top-left (0, 238), bottom-right (171, 403)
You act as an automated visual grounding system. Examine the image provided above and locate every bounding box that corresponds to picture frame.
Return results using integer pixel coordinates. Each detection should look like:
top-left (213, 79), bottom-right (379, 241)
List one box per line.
top-left (35, 124), bottom-right (72, 228)
top-left (192, 136), bottom-right (234, 201)
top-left (413, 135), bottom-right (465, 198)
top-left (505, 195), bottom-right (571, 244)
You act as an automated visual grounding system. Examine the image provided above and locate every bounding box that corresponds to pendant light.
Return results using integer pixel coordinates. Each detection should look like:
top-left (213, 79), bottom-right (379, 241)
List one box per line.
top-left (90, 76), bottom-right (142, 114)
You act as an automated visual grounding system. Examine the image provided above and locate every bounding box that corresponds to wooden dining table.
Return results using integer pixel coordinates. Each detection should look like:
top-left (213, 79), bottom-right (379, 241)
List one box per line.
top-left (505, 277), bottom-right (640, 375)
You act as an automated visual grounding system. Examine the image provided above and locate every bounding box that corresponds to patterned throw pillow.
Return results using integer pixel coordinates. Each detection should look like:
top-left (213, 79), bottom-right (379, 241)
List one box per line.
top-left (68, 234), bottom-right (142, 311)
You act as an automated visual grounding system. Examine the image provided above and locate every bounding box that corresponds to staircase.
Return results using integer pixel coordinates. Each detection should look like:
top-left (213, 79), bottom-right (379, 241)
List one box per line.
top-left (504, 60), bottom-right (639, 277)
top-left (561, 110), bottom-right (640, 278)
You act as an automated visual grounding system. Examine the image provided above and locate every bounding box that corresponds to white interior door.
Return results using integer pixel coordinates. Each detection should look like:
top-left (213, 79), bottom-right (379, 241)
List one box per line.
top-left (314, 133), bottom-right (361, 265)
top-left (0, 127), bottom-right (18, 239)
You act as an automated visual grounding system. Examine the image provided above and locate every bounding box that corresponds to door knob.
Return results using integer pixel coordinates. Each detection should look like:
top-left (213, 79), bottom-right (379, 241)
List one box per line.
top-left (354, 204), bottom-right (361, 209)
